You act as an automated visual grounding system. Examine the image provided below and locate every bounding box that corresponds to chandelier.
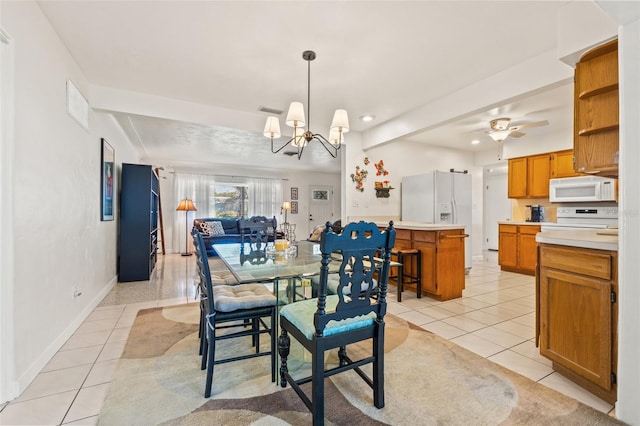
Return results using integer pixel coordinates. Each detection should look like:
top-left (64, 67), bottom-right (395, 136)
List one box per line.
top-left (263, 50), bottom-right (349, 160)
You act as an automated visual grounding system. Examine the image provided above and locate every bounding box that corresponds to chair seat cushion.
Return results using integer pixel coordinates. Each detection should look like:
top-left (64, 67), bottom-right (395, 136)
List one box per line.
top-left (280, 295), bottom-right (376, 340)
top-left (213, 283), bottom-right (276, 312)
top-left (211, 273), bottom-right (237, 285)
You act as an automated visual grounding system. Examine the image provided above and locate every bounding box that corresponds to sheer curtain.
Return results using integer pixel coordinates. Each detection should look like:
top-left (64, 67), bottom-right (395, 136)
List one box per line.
top-left (172, 173), bottom-right (283, 253)
top-left (173, 173), bottom-right (215, 253)
top-left (247, 178), bottom-right (283, 219)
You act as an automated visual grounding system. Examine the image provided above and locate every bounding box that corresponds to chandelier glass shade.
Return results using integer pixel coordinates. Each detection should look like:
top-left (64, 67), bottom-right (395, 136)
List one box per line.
top-left (263, 50), bottom-right (349, 160)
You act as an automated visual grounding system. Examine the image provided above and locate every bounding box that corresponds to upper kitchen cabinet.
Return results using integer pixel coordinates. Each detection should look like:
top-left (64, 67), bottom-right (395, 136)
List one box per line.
top-left (550, 149), bottom-right (582, 178)
top-left (508, 153), bottom-right (550, 199)
top-left (509, 149), bottom-right (582, 199)
top-left (574, 39), bottom-right (619, 177)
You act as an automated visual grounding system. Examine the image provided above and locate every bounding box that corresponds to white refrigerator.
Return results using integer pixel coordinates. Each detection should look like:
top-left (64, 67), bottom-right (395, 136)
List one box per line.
top-left (401, 170), bottom-right (472, 271)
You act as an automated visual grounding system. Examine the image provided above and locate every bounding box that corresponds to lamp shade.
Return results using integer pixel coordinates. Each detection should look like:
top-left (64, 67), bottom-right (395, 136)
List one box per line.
top-left (263, 116), bottom-right (281, 138)
top-left (330, 109), bottom-right (350, 133)
top-left (282, 201), bottom-right (291, 211)
top-left (285, 102), bottom-right (306, 128)
top-left (176, 198), bottom-right (197, 211)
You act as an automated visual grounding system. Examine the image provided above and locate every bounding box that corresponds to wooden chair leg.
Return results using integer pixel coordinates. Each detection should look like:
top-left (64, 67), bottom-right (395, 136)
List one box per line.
top-left (278, 329), bottom-right (290, 388)
top-left (311, 343), bottom-right (325, 426)
top-left (270, 309), bottom-right (276, 382)
top-left (204, 325), bottom-right (216, 398)
top-left (373, 321), bottom-right (385, 408)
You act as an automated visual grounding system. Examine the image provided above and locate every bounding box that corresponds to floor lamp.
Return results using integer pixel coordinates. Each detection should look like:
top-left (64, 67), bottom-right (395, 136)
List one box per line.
top-left (176, 198), bottom-right (197, 256)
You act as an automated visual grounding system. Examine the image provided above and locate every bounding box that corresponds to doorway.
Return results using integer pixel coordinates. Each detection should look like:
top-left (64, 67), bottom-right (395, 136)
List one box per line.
top-left (308, 185), bottom-right (333, 236)
top-left (483, 165), bottom-right (511, 250)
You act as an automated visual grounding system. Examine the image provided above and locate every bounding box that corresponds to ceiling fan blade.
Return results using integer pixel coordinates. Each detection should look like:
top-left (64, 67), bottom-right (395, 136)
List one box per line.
top-left (509, 120), bottom-right (549, 131)
top-left (509, 131), bottom-right (526, 138)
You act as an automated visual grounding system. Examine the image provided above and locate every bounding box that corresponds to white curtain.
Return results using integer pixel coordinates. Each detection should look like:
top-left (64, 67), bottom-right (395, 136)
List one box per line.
top-left (172, 173), bottom-right (283, 253)
top-left (247, 177), bottom-right (283, 219)
top-left (173, 173), bottom-right (215, 253)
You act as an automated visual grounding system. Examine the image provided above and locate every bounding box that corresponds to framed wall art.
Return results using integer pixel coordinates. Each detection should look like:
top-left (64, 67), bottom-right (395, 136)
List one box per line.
top-left (291, 201), bottom-right (299, 214)
top-left (291, 187), bottom-right (298, 200)
top-left (101, 138), bottom-right (115, 221)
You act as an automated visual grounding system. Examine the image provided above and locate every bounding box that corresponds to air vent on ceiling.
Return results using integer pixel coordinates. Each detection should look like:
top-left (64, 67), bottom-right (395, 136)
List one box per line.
top-left (258, 105), bottom-right (284, 115)
top-left (283, 151), bottom-right (298, 156)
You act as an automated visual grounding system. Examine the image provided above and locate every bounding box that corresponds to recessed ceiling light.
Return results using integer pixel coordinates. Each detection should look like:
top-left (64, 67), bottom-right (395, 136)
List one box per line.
top-left (359, 115), bottom-right (375, 122)
top-left (471, 139), bottom-right (480, 145)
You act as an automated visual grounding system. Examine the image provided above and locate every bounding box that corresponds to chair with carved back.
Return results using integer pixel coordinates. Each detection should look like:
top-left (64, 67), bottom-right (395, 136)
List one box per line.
top-left (192, 228), bottom-right (277, 398)
top-left (239, 216), bottom-right (277, 251)
top-left (278, 220), bottom-right (395, 425)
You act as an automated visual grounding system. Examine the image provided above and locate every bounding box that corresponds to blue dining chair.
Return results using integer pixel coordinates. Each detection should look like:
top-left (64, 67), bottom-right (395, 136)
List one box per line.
top-left (278, 221), bottom-right (395, 425)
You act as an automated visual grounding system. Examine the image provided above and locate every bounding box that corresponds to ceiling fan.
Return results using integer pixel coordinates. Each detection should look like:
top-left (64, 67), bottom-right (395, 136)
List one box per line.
top-left (485, 117), bottom-right (549, 142)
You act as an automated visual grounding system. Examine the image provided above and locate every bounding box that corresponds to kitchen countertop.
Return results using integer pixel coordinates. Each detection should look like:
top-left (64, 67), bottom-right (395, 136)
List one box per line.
top-left (536, 229), bottom-right (618, 251)
top-left (497, 221), bottom-right (554, 226)
top-left (375, 221), bottom-right (465, 231)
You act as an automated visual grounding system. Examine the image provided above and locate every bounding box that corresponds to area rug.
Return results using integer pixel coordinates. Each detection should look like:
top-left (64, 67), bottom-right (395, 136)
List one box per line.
top-left (99, 303), bottom-right (620, 425)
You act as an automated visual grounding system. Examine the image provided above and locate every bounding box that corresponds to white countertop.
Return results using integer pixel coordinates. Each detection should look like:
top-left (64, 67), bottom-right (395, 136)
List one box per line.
top-left (376, 221), bottom-right (465, 231)
top-left (498, 221), bottom-right (554, 226)
top-left (536, 230), bottom-right (618, 251)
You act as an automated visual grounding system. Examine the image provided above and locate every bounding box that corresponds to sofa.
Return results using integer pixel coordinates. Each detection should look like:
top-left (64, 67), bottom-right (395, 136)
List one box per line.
top-left (193, 216), bottom-right (279, 256)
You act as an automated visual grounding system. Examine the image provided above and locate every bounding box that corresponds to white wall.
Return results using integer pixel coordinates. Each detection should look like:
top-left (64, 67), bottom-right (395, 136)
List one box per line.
top-left (0, 1), bottom-right (138, 400)
top-left (345, 137), bottom-right (484, 260)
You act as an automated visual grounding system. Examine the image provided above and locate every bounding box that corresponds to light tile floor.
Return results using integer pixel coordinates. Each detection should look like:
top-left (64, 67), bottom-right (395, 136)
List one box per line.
top-left (0, 251), bottom-right (616, 424)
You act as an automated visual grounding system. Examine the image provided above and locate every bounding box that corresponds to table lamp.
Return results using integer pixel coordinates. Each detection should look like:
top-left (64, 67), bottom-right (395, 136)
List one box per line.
top-left (281, 201), bottom-right (291, 224)
top-left (176, 198), bottom-right (197, 256)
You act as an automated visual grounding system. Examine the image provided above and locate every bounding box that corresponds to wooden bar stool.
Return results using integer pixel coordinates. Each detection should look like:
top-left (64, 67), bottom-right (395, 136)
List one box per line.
top-left (390, 248), bottom-right (422, 302)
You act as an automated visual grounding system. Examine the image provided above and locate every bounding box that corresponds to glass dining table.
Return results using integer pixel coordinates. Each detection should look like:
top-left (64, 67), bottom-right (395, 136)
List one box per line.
top-left (213, 240), bottom-right (400, 382)
top-left (212, 240), bottom-right (340, 304)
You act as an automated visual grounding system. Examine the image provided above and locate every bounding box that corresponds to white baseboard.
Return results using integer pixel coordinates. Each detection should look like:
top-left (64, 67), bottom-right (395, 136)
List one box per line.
top-left (14, 275), bottom-right (117, 399)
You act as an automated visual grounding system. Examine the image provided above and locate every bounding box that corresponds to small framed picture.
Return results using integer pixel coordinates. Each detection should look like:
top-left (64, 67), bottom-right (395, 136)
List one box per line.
top-left (291, 201), bottom-right (299, 214)
top-left (101, 138), bottom-right (115, 221)
top-left (291, 187), bottom-right (298, 200)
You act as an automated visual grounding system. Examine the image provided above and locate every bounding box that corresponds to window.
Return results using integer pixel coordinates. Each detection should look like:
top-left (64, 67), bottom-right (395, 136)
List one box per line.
top-left (212, 184), bottom-right (248, 218)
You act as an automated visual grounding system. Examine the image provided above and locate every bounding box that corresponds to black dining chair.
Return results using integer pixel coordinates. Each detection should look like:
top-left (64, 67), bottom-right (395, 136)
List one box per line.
top-left (278, 220), bottom-right (395, 425)
top-left (192, 229), bottom-right (277, 398)
top-left (240, 216), bottom-right (277, 250)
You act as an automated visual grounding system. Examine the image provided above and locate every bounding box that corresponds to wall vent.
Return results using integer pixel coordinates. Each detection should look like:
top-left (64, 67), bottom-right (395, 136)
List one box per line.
top-left (258, 105), bottom-right (284, 115)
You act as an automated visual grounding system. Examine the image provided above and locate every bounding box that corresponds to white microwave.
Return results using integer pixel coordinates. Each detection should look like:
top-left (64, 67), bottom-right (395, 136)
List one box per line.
top-left (549, 176), bottom-right (617, 203)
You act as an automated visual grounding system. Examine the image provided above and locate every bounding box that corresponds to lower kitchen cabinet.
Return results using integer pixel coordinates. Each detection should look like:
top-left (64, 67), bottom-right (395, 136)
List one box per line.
top-left (398, 228), bottom-right (466, 301)
top-left (498, 224), bottom-right (540, 275)
top-left (537, 244), bottom-right (617, 404)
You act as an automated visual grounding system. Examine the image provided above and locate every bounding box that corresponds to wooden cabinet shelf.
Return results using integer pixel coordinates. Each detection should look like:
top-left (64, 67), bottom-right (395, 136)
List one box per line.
top-left (578, 83), bottom-right (618, 99)
top-left (577, 124), bottom-right (619, 136)
top-left (574, 39), bottom-right (619, 178)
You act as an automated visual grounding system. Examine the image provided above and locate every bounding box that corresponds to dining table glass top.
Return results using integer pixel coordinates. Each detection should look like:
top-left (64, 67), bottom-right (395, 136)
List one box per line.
top-left (212, 240), bottom-right (341, 283)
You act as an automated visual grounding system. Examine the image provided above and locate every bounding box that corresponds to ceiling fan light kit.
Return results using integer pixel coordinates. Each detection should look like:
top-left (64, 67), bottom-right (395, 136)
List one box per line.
top-left (264, 50), bottom-right (349, 160)
top-left (485, 117), bottom-right (549, 142)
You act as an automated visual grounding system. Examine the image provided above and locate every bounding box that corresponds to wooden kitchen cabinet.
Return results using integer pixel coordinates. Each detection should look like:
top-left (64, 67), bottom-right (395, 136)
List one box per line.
top-left (508, 149), bottom-right (582, 198)
top-left (538, 244), bottom-right (617, 404)
top-left (508, 157), bottom-right (528, 198)
top-left (527, 154), bottom-right (551, 198)
top-left (389, 227), bottom-right (467, 301)
top-left (574, 39), bottom-right (619, 177)
top-left (498, 224), bottom-right (540, 275)
top-left (550, 149), bottom-right (581, 178)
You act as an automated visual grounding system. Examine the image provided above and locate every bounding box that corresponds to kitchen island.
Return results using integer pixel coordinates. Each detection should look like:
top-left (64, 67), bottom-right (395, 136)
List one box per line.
top-left (535, 229), bottom-right (618, 404)
top-left (376, 221), bottom-right (468, 301)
